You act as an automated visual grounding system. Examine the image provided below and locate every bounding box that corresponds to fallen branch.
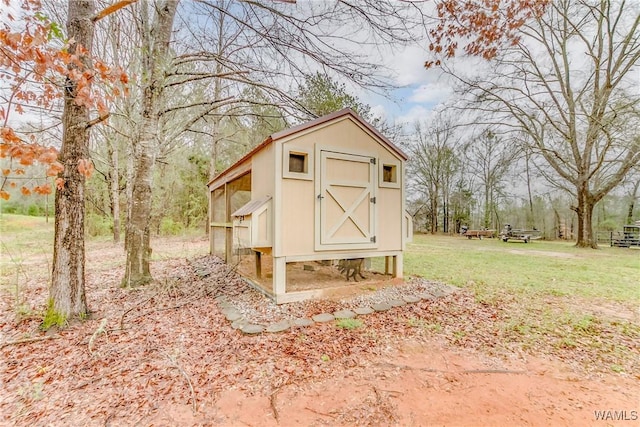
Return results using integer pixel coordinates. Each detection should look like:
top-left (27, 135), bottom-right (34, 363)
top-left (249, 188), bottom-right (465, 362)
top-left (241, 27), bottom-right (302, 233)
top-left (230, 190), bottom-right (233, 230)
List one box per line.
top-left (378, 388), bottom-right (403, 396)
top-left (374, 362), bottom-right (526, 376)
top-left (373, 385), bottom-right (382, 402)
top-left (374, 362), bottom-right (443, 373)
top-left (165, 353), bottom-right (197, 414)
top-left (304, 407), bottom-right (336, 418)
top-left (462, 369), bottom-right (527, 375)
top-left (88, 319), bottom-right (108, 355)
top-left (0, 335), bottom-right (60, 348)
top-left (119, 291), bottom-right (158, 330)
top-left (270, 388), bottom-right (280, 422)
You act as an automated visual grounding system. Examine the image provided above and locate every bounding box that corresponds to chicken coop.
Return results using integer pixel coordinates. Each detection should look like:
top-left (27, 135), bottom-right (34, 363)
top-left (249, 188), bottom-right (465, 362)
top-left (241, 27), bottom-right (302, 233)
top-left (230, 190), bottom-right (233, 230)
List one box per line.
top-left (208, 108), bottom-right (412, 303)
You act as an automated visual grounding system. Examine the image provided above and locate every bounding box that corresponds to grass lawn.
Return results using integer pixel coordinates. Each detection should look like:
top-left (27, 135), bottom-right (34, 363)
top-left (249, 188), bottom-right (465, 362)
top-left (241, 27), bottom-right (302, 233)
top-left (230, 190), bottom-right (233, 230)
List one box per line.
top-left (0, 214), bottom-right (55, 258)
top-left (405, 233), bottom-right (639, 303)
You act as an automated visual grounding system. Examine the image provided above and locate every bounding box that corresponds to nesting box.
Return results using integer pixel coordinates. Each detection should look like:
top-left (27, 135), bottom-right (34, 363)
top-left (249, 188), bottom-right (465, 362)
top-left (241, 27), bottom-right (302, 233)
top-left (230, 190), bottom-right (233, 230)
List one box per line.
top-left (231, 196), bottom-right (272, 251)
top-left (208, 109), bottom-right (411, 303)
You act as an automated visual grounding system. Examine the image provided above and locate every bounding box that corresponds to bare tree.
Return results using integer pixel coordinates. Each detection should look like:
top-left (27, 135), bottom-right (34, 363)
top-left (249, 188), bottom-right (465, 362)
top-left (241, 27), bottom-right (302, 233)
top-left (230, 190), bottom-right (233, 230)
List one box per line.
top-left (623, 169), bottom-right (640, 224)
top-left (408, 117), bottom-right (461, 233)
top-left (121, 0), bottom-right (178, 287)
top-left (464, 129), bottom-right (518, 229)
top-left (440, 0), bottom-right (640, 247)
top-left (174, 0), bottom-right (427, 174)
top-left (90, 2), bottom-right (142, 244)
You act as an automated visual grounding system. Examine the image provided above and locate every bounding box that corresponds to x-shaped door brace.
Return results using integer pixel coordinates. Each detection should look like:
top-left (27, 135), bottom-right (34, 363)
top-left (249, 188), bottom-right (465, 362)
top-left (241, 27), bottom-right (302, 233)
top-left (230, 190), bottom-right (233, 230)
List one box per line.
top-left (324, 186), bottom-right (370, 239)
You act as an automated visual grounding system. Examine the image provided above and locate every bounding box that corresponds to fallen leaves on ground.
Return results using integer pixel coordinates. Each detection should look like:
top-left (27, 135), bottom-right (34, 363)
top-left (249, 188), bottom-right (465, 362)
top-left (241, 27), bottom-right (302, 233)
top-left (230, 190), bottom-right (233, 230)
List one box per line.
top-left (1, 254), bottom-right (638, 426)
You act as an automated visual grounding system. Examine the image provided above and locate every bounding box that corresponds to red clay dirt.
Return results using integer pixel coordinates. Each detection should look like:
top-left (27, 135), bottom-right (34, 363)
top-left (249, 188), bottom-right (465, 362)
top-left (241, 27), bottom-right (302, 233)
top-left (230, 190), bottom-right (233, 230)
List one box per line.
top-left (149, 340), bottom-right (639, 427)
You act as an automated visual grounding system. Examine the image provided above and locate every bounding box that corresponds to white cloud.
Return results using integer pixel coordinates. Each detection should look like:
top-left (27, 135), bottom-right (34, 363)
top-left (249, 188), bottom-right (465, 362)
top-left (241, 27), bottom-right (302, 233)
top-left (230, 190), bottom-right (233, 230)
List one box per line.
top-left (394, 105), bottom-right (434, 127)
top-left (408, 83), bottom-right (452, 104)
top-left (385, 45), bottom-right (434, 87)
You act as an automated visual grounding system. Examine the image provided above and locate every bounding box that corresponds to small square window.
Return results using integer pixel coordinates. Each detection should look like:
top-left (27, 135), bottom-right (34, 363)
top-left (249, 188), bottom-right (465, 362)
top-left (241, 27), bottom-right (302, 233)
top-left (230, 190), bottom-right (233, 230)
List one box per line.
top-left (289, 152), bottom-right (307, 173)
top-left (283, 146), bottom-right (313, 180)
top-left (383, 164), bottom-right (397, 183)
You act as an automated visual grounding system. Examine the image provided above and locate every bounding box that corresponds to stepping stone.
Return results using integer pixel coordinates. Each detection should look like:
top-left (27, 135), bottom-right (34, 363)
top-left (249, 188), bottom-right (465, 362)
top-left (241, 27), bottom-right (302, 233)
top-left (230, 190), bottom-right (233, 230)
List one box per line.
top-left (312, 313), bottom-right (335, 323)
top-left (292, 318), bottom-right (314, 327)
top-left (403, 295), bottom-right (421, 304)
top-left (354, 307), bottom-right (374, 315)
top-left (195, 269), bottom-right (212, 278)
top-left (266, 320), bottom-right (291, 333)
top-left (241, 324), bottom-right (265, 335)
top-left (333, 309), bottom-right (356, 319)
top-left (231, 319), bottom-right (249, 330)
top-left (418, 293), bottom-right (436, 301)
top-left (372, 303), bottom-right (392, 312)
top-left (389, 299), bottom-right (407, 307)
top-left (221, 308), bottom-right (242, 322)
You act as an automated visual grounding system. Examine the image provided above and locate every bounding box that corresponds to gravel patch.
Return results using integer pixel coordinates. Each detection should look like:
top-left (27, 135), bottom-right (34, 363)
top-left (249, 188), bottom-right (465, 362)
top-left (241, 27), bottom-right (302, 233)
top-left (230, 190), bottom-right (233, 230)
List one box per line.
top-left (189, 255), bottom-right (458, 326)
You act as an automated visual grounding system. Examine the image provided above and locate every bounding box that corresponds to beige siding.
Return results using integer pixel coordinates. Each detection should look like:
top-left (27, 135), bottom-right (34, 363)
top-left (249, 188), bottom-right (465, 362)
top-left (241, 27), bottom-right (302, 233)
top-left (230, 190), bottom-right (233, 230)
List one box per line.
top-left (281, 178), bottom-right (315, 255)
top-left (279, 116), bottom-right (404, 256)
top-left (251, 144), bottom-right (275, 200)
top-left (377, 187), bottom-right (402, 251)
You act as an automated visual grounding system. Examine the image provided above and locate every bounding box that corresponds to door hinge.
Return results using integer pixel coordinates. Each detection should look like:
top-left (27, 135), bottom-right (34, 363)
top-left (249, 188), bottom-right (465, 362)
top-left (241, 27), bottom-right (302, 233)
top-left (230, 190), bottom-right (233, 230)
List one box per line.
top-left (370, 196), bottom-right (376, 204)
top-left (370, 158), bottom-right (377, 165)
top-left (370, 236), bottom-right (377, 243)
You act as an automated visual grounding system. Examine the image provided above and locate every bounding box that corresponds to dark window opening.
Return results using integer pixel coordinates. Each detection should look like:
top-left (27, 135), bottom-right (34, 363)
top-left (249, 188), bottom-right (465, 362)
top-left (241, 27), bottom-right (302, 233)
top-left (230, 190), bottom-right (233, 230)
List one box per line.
top-left (289, 152), bottom-right (307, 173)
top-left (383, 164), bottom-right (396, 183)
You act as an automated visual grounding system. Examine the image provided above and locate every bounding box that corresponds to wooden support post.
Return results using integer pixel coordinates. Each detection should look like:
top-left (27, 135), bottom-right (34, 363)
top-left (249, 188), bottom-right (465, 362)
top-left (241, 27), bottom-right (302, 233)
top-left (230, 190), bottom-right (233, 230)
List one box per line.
top-left (255, 251), bottom-right (262, 278)
top-left (393, 253), bottom-right (403, 278)
top-left (273, 257), bottom-right (286, 301)
top-left (384, 256), bottom-right (390, 275)
top-left (224, 183), bottom-right (232, 263)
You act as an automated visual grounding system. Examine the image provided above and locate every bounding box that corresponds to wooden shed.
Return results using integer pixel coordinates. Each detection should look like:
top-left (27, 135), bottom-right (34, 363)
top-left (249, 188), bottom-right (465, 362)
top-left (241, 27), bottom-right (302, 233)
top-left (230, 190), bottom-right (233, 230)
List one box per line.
top-left (208, 108), bottom-right (412, 303)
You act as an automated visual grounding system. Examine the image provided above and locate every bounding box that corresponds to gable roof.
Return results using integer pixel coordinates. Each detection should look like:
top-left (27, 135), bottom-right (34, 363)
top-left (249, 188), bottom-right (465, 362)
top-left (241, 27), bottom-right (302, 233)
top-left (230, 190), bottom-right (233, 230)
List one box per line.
top-left (208, 108), bottom-right (407, 187)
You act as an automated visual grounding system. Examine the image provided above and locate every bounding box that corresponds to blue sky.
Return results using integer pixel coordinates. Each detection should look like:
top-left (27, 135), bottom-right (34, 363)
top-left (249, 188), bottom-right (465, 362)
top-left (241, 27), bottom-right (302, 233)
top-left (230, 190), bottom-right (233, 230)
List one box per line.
top-left (361, 44), bottom-right (454, 127)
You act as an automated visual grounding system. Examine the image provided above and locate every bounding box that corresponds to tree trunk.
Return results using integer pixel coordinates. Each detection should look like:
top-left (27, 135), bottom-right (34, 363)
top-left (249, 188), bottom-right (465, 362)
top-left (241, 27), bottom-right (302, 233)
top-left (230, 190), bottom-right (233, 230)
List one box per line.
top-left (525, 148), bottom-right (535, 229)
top-left (442, 196), bottom-right (449, 234)
top-left (122, 0), bottom-right (177, 287)
top-left (573, 185), bottom-right (598, 248)
top-left (109, 142), bottom-right (121, 243)
top-left (49, 0), bottom-right (94, 319)
top-left (430, 190), bottom-right (438, 234)
top-left (483, 187), bottom-right (490, 229)
top-left (123, 134), bottom-right (154, 286)
top-left (627, 179), bottom-right (640, 225)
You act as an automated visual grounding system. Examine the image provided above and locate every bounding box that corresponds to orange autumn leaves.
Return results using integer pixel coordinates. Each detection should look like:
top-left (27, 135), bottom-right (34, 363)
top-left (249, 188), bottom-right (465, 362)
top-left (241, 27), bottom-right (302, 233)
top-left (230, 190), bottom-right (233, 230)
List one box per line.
top-left (0, 0), bottom-right (128, 200)
top-left (425, 0), bottom-right (549, 68)
top-left (0, 129), bottom-right (63, 200)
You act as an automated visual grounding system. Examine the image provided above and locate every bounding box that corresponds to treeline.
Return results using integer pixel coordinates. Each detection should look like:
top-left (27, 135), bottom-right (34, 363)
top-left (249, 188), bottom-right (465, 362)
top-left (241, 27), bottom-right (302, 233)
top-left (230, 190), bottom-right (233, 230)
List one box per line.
top-left (404, 120), bottom-right (639, 239)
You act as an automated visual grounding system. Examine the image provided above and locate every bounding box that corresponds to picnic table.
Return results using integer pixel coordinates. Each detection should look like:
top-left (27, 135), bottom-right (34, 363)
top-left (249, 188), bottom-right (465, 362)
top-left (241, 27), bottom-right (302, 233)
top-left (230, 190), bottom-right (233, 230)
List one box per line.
top-left (461, 229), bottom-right (495, 239)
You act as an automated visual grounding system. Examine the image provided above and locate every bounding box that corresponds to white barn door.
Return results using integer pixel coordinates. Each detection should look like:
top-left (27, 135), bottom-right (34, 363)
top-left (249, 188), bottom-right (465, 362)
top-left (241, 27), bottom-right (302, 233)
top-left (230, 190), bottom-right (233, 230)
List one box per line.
top-left (316, 150), bottom-right (376, 250)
